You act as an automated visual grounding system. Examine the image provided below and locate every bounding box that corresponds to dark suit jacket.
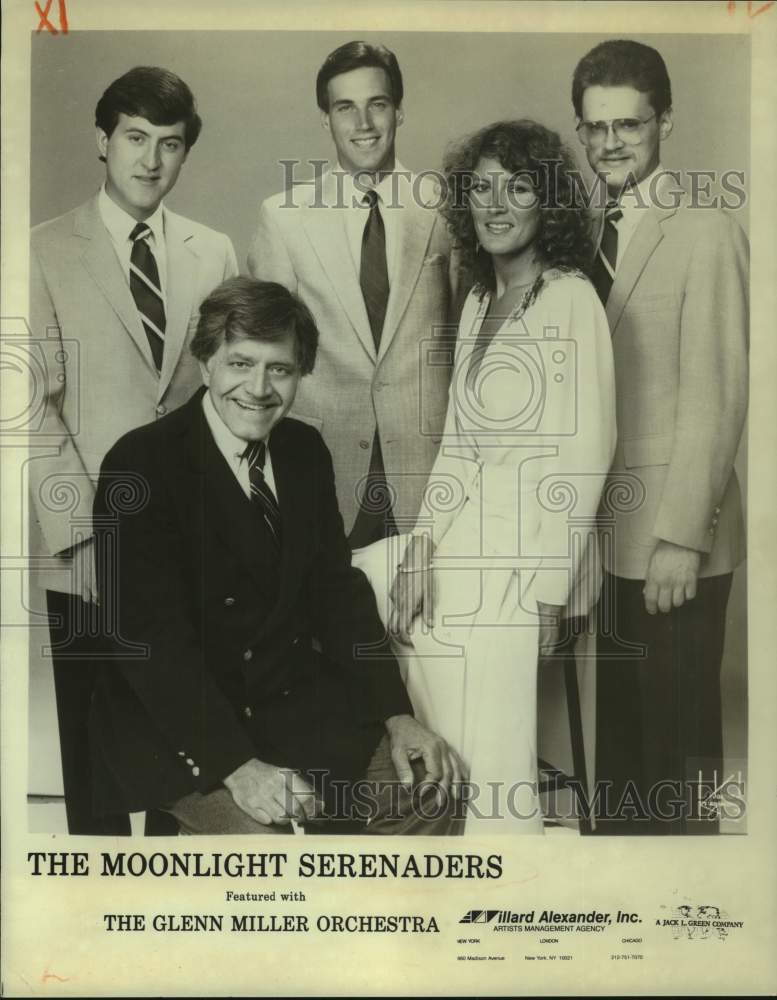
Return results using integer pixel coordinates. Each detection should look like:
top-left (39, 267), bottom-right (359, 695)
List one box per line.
top-left (90, 388), bottom-right (411, 816)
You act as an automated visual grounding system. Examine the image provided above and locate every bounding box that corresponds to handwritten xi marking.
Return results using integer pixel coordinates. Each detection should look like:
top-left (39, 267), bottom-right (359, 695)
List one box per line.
top-left (35, 0), bottom-right (68, 34)
top-left (727, 0), bottom-right (775, 16)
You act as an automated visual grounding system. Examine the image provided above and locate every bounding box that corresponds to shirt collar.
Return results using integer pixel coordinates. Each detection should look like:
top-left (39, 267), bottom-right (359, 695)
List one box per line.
top-left (202, 390), bottom-right (269, 465)
top-left (336, 159), bottom-right (408, 206)
top-left (98, 184), bottom-right (166, 244)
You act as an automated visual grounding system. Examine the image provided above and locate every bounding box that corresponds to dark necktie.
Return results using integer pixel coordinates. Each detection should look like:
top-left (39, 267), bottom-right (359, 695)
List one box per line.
top-left (359, 189), bottom-right (389, 351)
top-left (349, 191), bottom-right (396, 547)
top-left (129, 222), bottom-right (166, 371)
top-left (591, 201), bottom-right (623, 306)
top-left (242, 440), bottom-right (282, 548)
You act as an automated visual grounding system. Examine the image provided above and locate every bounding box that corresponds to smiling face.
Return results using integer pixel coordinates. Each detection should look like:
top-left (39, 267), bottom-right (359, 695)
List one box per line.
top-left (580, 85), bottom-right (671, 195)
top-left (97, 113), bottom-right (188, 221)
top-left (199, 330), bottom-right (301, 442)
top-left (469, 156), bottom-right (541, 261)
top-left (322, 65), bottom-right (402, 177)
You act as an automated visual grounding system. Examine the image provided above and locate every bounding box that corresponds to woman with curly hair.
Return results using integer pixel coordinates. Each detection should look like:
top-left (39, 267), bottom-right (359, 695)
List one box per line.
top-left (388, 120), bottom-right (616, 834)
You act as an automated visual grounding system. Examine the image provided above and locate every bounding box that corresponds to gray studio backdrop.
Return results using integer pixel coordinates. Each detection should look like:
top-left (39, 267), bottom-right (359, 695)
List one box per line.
top-left (28, 30), bottom-right (749, 800)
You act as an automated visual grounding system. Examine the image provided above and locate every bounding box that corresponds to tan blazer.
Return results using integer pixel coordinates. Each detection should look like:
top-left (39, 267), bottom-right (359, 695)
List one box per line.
top-left (29, 194), bottom-right (238, 593)
top-left (248, 169), bottom-right (458, 533)
top-left (601, 178), bottom-right (748, 580)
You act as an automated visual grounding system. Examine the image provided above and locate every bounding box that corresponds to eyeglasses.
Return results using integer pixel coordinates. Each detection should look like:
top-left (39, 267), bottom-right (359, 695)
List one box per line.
top-left (576, 114), bottom-right (657, 147)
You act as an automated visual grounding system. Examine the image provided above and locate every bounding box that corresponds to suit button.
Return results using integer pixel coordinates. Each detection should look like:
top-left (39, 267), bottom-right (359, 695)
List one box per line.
top-left (292, 636), bottom-right (300, 645)
top-left (155, 404), bottom-right (167, 416)
top-left (359, 439), bottom-right (370, 449)
top-left (224, 597), bottom-right (236, 607)
top-left (244, 705), bottom-right (253, 719)
top-left (709, 528), bottom-right (715, 535)
top-left (185, 758), bottom-right (194, 766)
top-left (243, 649), bottom-right (253, 662)
top-left (192, 766), bottom-right (200, 777)
top-left (282, 689), bottom-right (290, 697)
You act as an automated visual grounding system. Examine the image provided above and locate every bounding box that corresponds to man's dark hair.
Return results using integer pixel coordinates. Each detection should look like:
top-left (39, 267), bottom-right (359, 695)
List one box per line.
top-left (571, 39), bottom-right (672, 118)
top-left (95, 66), bottom-right (202, 150)
top-left (191, 277), bottom-right (319, 376)
top-left (316, 40), bottom-right (403, 112)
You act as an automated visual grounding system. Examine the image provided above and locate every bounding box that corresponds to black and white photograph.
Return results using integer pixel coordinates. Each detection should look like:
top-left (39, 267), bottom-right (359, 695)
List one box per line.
top-left (2, 0), bottom-right (776, 995)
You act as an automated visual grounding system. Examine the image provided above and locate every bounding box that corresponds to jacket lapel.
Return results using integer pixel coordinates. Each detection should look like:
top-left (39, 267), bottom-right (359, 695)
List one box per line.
top-left (606, 212), bottom-right (663, 333)
top-left (75, 197), bottom-right (157, 374)
top-left (301, 171), bottom-right (376, 363)
top-left (258, 420), bottom-right (310, 633)
top-left (181, 392), bottom-right (281, 602)
top-left (159, 208), bottom-right (200, 399)
top-left (606, 174), bottom-right (682, 333)
top-left (378, 200), bottom-right (435, 363)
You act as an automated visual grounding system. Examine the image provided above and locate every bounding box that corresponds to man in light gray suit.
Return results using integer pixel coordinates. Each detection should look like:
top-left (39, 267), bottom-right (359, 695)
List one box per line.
top-left (248, 40), bottom-right (458, 550)
top-left (571, 40), bottom-right (748, 833)
top-left (30, 66), bottom-right (238, 833)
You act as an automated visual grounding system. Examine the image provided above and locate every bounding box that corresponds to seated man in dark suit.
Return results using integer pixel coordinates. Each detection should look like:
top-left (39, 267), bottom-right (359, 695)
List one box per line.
top-left (91, 276), bottom-right (464, 834)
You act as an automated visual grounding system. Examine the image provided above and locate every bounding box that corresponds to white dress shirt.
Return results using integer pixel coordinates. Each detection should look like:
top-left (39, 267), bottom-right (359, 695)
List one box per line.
top-left (202, 391), bottom-right (278, 501)
top-left (337, 160), bottom-right (411, 286)
top-left (98, 185), bottom-right (168, 302)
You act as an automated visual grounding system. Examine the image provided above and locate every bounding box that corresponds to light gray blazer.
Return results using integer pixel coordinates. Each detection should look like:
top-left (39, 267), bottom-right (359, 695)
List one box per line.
top-left (248, 168), bottom-right (459, 534)
top-left (600, 175), bottom-right (748, 580)
top-left (29, 194), bottom-right (238, 593)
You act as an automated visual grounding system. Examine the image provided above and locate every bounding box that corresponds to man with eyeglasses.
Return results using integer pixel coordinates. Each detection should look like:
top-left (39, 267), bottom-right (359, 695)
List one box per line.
top-left (571, 40), bottom-right (748, 834)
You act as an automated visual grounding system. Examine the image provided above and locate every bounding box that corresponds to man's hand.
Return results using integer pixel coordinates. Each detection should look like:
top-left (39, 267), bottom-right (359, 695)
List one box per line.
top-left (388, 534), bottom-right (434, 645)
top-left (537, 601), bottom-right (564, 657)
top-left (62, 537), bottom-right (98, 605)
top-left (223, 758), bottom-right (322, 826)
top-left (384, 714), bottom-right (467, 803)
top-left (643, 540), bottom-right (701, 615)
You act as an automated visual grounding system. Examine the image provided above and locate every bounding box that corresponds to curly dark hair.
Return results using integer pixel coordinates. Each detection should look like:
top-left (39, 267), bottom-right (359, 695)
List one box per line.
top-left (441, 119), bottom-right (593, 293)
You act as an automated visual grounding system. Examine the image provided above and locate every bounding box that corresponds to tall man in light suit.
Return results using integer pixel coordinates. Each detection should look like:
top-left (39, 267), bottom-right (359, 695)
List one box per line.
top-left (248, 41), bottom-right (457, 551)
top-left (30, 67), bottom-right (238, 833)
top-left (572, 40), bottom-right (748, 833)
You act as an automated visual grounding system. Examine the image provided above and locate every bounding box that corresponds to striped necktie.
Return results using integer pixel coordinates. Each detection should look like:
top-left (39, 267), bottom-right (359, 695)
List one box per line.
top-left (359, 189), bottom-right (389, 351)
top-left (129, 222), bottom-right (166, 371)
top-left (242, 440), bottom-right (282, 548)
top-left (591, 200), bottom-right (623, 306)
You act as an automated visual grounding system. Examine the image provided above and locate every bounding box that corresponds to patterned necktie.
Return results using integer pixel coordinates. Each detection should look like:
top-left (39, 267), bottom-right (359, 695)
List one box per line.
top-left (129, 222), bottom-right (166, 371)
top-left (359, 189), bottom-right (389, 351)
top-left (591, 200), bottom-right (623, 306)
top-left (242, 440), bottom-right (282, 548)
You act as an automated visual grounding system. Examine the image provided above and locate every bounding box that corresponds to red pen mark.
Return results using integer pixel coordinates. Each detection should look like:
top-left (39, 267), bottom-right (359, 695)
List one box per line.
top-left (35, 0), bottom-right (68, 34)
top-left (728, 0), bottom-right (775, 16)
top-left (41, 968), bottom-right (71, 983)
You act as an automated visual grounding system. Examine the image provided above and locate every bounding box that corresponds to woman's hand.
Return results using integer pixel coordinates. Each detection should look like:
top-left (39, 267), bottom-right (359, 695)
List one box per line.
top-left (388, 534), bottom-right (435, 645)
